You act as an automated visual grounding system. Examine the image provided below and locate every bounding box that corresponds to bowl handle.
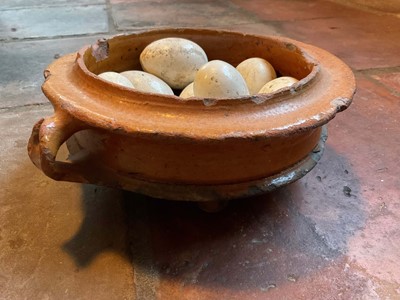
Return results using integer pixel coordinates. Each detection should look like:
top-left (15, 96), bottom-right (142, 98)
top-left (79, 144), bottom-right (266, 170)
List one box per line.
top-left (28, 111), bottom-right (90, 182)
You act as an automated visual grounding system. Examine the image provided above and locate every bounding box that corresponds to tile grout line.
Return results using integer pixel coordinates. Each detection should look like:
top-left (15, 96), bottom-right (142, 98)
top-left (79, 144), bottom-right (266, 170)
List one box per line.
top-left (354, 66), bottom-right (400, 97)
top-left (357, 72), bottom-right (400, 97)
top-left (325, 0), bottom-right (400, 19)
top-left (0, 2), bottom-right (105, 12)
top-left (105, 0), bottom-right (118, 35)
top-left (0, 2), bottom-right (112, 43)
top-left (355, 66), bottom-right (400, 74)
top-left (0, 102), bottom-right (52, 113)
top-left (0, 32), bottom-right (113, 43)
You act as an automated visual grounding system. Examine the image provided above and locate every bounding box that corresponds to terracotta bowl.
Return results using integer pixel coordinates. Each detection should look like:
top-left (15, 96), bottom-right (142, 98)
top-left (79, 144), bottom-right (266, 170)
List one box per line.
top-left (28, 28), bottom-right (355, 202)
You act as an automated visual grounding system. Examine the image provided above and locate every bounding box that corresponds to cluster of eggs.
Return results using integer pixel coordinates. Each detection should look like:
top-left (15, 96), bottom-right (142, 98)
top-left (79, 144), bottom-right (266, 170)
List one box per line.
top-left (98, 37), bottom-right (299, 99)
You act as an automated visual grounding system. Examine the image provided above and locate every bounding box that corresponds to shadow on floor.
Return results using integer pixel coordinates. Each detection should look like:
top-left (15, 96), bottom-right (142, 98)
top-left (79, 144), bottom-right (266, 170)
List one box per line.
top-left (63, 144), bottom-right (365, 291)
top-left (62, 185), bottom-right (132, 268)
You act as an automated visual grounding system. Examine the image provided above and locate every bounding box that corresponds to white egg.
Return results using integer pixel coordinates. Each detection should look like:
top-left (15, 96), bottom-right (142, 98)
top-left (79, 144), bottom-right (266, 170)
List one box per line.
top-left (193, 60), bottom-right (250, 98)
top-left (179, 82), bottom-right (194, 98)
top-left (258, 76), bottom-right (299, 94)
top-left (140, 37), bottom-right (208, 89)
top-left (236, 57), bottom-right (277, 95)
top-left (98, 71), bottom-right (134, 88)
top-left (120, 70), bottom-right (174, 95)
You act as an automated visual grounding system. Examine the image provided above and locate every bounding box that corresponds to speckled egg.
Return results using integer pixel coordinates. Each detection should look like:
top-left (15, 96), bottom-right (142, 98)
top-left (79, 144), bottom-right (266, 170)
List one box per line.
top-left (236, 57), bottom-right (277, 95)
top-left (120, 70), bottom-right (174, 95)
top-left (140, 37), bottom-right (208, 89)
top-left (179, 82), bottom-right (194, 99)
top-left (193, 60), bottom-right (250, 98)
top-left (98, 71), bottom-right (134, 88)
top-left (258, 76), bottom-right (298, 94)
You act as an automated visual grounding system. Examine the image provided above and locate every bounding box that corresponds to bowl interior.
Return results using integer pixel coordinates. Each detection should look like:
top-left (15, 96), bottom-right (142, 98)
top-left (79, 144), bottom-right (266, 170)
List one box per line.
top-left (81, 29), bottom-right (317, 92)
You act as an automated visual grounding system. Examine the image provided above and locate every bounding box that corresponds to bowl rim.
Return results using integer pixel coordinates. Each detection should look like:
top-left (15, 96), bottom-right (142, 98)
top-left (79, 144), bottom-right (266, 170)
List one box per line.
top-left (42, 27), bottom-right (356, 140)
top-left (77, 28), bottom-right (320, 104)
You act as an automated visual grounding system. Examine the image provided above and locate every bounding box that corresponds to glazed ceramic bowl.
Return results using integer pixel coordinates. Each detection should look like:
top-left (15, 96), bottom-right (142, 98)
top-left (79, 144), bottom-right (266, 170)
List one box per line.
top-left (28, 28), bottom-right (355, 201)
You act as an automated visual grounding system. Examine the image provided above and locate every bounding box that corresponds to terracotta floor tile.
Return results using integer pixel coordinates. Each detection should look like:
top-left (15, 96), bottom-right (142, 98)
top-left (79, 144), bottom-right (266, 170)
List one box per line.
top-left (0, 0), bottom-right (105, 10)
top-left (331, 0), bottom-right (400, 14)
top-left (232, 0), bottom-right (400, 70)
top-left (326, 73), bottom-right (400, 293)
top-left (111, 1), bottom-right (259, 30)
top-left (110, 0), bottom-right (213, 3)
top-left (278, 14), bottom-right (400, 70)
top-left (231, 0), bottom-right (366, 21)
top-left (368, 69), bottom-right (400, 96)
top-left (0, 35), bottom-right (110, 109)
top-left (1, 0), bottom-right (400, 299)
top-left (0, 5), bottom-right (108, 40)
top-left (0, 106), bottom-right (134, 299)
top-left (209, 22), bottom-right (281, 36)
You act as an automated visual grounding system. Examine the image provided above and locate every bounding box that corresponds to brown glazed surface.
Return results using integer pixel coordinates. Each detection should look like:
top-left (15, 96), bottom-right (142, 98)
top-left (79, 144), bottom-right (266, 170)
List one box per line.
top-left (28, 28), bottom-right (355, 200)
